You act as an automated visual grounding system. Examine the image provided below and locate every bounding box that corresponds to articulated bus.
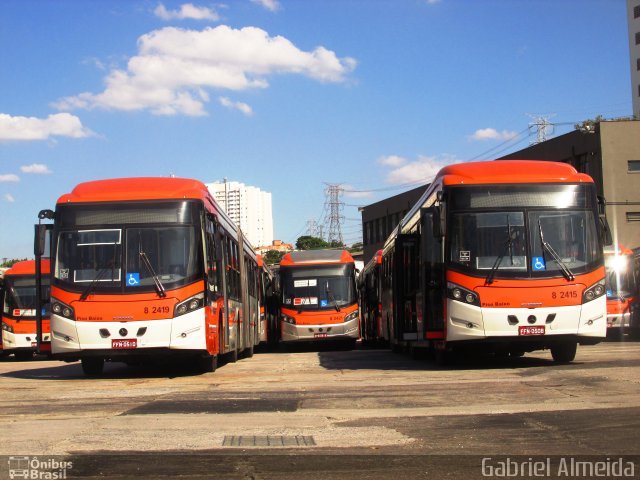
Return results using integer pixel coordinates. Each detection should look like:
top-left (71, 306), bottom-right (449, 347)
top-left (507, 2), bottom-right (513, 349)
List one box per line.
top-left (357, 249), bottom-right (384, 345)
top-left (256, 254), bottom-right (279, 347)
top-left (1, 260), bottom-right (51, 359)
top-left (604, 244), bottom-right (639, 338)
top-left (278, 250), bottom-right (359, 347)
top-left (380, 160), bottom-right (610, 364)
top-left (34, 177), bottom-right (260, 375)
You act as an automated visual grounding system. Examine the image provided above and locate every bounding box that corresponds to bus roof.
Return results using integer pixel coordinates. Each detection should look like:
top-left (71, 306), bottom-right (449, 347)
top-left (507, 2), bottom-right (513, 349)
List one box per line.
top-left (4, 259), bottom-right (50, 276)
top-left (57, 177), bottom-right (212, 204)
top-left (438, 160), bottom-right (593, 185)
top-left (280, 250), bottom-right (354, 267)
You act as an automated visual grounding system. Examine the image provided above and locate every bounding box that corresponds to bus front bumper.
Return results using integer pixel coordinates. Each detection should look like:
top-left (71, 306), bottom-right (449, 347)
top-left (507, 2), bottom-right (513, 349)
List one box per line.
top-left (281, 317), bottom-right (359, 342)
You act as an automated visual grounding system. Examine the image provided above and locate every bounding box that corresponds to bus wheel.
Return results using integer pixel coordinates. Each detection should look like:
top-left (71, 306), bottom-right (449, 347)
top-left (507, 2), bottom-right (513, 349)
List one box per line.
top-left (81, 357), bottom-right (104, 376)
top-left (195, 354), bottom-right (217, 373)
top-left (243, 344), bottom-right (254, 359)
top-left (14, 351), bottom-right (34, 361)
top-left (434, 348), bottom-right (449, 367)
top-left (551, 342), bottom-right (577, 363)
top-left (228, 347), bottom-right (238, 363)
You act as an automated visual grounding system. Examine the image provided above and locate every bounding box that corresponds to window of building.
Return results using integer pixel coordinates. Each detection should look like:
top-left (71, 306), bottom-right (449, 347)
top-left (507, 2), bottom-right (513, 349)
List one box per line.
top-left (637, 32), bottom-right (640, 45)
top-left (637, 58), bottom-right (640, 71)
top-left (626, 212), bottom-right (640, 222)
top-left (628, 160), bottom-right (640, 173)
top-left (635, 5), bottom-right (640, 18)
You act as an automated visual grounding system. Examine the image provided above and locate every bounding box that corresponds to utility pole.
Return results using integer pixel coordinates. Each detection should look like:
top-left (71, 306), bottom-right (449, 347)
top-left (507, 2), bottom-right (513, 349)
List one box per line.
top-left (527, 114), bottom-right (555, 145)
top-left (323, 183), bottom-right (345, 246)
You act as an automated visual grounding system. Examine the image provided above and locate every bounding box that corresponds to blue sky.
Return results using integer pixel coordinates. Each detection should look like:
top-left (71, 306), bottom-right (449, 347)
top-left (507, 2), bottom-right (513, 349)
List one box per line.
top-left (0, 0), bottom-right (632, 259)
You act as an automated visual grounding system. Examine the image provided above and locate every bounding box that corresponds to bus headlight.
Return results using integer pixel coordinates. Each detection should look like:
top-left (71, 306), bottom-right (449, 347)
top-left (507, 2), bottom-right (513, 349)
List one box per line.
top-left (344, 311), bottom-right (359, 323)
top-left (282, 315), bottom-right (296, 325)
top-left (2, 322), bottom-right (13, 333)
top-left (174, 293), bottom-right (204, 318)
top-left (583, 279), bottom-right (606, 303)
top-left (447, 282), bottom-right (480, 306)
top-left (51, 298), bottom-right (75, 320)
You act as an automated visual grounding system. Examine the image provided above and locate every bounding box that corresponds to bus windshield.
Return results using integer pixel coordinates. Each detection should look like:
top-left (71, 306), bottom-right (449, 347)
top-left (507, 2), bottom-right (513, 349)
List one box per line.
top-left (281, 264), bottom-right (356, 311)
top-left (54, 201), bottom-right (204, 294)
top-left (3, 276), bottom-right (50, 318)
top-left (450, 209), bottom-right (600, 278)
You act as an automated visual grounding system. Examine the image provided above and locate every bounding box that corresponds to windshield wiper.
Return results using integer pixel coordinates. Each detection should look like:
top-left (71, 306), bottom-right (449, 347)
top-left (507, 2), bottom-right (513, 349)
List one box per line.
top-left (538, 220), bottom-right (575, 281)
top-left (486, 219), bottom-right (516, 285)
top-left (80, 268), bottom-right (110, 301)
top-left (325, 281), bottom-right (341, 312)
top-left (139, 250), bottom-right (166, 298)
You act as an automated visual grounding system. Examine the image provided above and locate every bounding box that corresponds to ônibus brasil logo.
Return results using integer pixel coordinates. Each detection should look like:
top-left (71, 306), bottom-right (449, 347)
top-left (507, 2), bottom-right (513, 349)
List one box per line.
top-left (8, 456), bottom-right (73, 479)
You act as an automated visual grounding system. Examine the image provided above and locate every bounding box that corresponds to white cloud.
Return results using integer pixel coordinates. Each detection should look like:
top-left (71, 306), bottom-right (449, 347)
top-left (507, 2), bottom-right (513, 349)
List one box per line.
top-left (0, 113), bottom-right (93, 142)
top-left (4, 193), bottom-right (15, 203)
top-left (469, 128), bottom-right (518, 141)
top-left (377, 155), bottom-right (408, 168)
top-left (154, 3), bottom-right (220, 21)
top-left (53, 25), bottom-right (356, 117)
top-left (382, 154), bottom-right (458, 185)
top-left (21, 163), bottom-right (52, 174)
top-left (251, 0), bottom-right (281, 12)
top-left (219, 96), bottom-right (253, 116)
top-left (425, 0), bottom-right (441, 4)
top-left (0, 174), bottom-right (20, 183)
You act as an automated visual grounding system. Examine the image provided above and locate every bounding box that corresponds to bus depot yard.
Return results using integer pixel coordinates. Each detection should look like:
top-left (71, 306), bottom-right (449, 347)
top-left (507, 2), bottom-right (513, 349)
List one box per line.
top-left (0, 341), bottom-right (639, 479)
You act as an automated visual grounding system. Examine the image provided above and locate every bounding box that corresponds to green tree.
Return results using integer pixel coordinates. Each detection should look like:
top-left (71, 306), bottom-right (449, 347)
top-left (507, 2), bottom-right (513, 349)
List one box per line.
top-left (296, 236), bottom-right (329, 250)
top-left (348, 242), bottom-right (363, 253)
top-left (263, 250), bottom-right (285, 265)
top-left (0, 258), bottom-right (27, 268)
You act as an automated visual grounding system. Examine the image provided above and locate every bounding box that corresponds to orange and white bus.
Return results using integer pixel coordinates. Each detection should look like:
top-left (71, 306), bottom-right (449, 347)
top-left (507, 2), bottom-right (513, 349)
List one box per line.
top-left (1, 260), bottom-right (51, 360)
top-left (35, 177), bottom-right (260, 375)
top-left (604, 244), bottom-right (639, 338)
top-left (278, 250), bottom-right (359, 347)
top-left (380, 160), bottom-right (610, 364)
top-left (357, 249), bottom-right (384, 346)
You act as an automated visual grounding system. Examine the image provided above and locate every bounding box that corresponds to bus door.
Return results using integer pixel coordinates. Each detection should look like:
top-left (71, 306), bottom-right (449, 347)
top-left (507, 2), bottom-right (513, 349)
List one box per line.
top-left (394, 234), bottom-right (420, 341)
top-left (420, 208), bottom-right (445, 339)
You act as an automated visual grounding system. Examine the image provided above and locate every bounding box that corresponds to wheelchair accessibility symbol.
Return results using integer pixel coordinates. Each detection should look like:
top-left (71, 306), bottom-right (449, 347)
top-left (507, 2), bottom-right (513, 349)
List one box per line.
top-left (127, 273), bottom-right (140, 286)
top-left (532, 257), bottom-right (546, 271)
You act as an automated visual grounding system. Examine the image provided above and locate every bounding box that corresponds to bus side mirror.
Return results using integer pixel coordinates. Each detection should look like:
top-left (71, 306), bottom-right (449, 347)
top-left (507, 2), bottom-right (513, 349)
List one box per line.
top-left (432, 206), bottom-right (445, 238)
top-left (596, 195), bottom-right (613, 246)
top-left (600, 216), bottom-right (613, 246)
top-left (34, 224), bottom-right (48, 256)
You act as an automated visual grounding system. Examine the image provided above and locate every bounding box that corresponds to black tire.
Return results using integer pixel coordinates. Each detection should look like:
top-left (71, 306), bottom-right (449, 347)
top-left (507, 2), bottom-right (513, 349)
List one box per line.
top-left (14, 351), bottom-right (34, 361)
top-left (228, 347), bottom-right (238, 363)
top-left (195, 354), bottom-right (217, 373)
top-left (551, 342), bottom-right (577, 363)
top-left (81, 357), bottom-right (104, 376)
top-left (510, 350), bottom-right (525, 358)
top-left (434, 348), bottom-right (449, 367)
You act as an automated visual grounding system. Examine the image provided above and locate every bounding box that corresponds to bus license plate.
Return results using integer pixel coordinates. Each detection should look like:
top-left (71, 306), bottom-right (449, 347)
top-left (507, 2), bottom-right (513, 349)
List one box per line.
top-left (519, 326), bottom-right (545, 336)
top-left (314, 333), bottom-right (328, 339)
top-left (112, 339), bottom-right (137, 349)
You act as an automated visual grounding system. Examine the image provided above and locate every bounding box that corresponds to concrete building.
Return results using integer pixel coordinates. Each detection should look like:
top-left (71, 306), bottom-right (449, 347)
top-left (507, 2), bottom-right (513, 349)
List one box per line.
top-left (500, 119), bottom-right (640, 250)
top-left (255, 240), bottom-right (293, 255)
top-left (359, 184), bottom-right (429, 264)
top-left (206, 180), bottom-right (274, 249)
top-left (630, 0), bottom-right (640, 118)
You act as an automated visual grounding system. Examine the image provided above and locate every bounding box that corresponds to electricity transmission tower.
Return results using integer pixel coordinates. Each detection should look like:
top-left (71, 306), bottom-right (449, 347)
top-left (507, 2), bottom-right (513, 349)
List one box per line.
top-left (527, 114), bottom-right (556, 145)
top-left (306, 219), bottom-right (323, 239)
top-left (323, 183), bottom-right (345, 245)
